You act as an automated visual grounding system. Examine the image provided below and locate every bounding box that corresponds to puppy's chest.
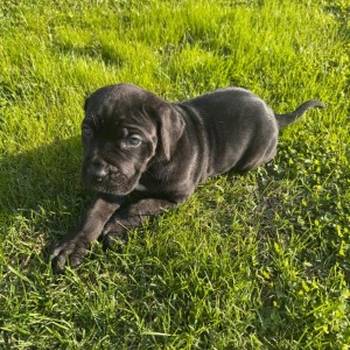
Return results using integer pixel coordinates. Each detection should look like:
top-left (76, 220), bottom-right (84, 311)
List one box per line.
top-left (136, 172), bottom-right (175, 195)
top-left (136, 175), bottom-right (164, 193)
top-left (135, 183), bottom-right (148, 192)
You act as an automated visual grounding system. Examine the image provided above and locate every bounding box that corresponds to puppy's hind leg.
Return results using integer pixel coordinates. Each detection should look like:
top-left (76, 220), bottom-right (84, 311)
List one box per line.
top-left (235, 139), bottom-right (277, 171)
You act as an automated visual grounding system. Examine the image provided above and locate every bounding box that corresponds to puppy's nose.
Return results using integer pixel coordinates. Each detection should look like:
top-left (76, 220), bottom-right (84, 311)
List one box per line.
top-left (91, 160), bottom-right (107, 182)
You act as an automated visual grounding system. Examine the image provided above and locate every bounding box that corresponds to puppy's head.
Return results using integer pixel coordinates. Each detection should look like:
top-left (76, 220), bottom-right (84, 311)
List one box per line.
top-left (82, 83), bottom-right (185, 196)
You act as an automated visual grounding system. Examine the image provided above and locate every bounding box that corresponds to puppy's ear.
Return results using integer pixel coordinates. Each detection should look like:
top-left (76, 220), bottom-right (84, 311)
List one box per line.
top-left (157, 105), bottom-right (185, 161)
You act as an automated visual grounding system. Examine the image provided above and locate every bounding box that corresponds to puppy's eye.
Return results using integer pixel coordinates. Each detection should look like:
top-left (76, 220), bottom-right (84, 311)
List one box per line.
top-left (126, 134), bottom-right (142, 147)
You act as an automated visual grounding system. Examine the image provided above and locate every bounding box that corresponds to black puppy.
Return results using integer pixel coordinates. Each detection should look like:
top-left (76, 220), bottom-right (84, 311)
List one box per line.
top-left (51, 84), bottom-right (324, 272)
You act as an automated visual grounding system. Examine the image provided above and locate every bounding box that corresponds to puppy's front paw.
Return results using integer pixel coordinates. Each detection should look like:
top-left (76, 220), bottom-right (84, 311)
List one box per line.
top-left (51, 237), bottom-right (89, 273)
top-left (101, 222), bottom-right (128, 251)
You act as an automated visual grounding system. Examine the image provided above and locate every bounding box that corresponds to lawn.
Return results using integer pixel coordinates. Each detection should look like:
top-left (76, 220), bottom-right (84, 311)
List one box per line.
top-left (0, 0), bottom-right (349, 348)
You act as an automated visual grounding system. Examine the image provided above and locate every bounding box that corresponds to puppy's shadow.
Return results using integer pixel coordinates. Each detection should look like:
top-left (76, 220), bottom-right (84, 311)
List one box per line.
top-left (0, 135), bottom-right (91, 249)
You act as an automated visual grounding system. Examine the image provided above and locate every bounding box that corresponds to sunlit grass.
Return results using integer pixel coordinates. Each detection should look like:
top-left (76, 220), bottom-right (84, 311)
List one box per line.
top-left (0, 0), bottom-right (349, 348)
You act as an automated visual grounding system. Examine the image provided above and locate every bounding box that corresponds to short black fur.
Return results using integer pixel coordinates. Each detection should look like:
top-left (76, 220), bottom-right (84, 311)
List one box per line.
top-left (51, 83), bottom-right (324, 272)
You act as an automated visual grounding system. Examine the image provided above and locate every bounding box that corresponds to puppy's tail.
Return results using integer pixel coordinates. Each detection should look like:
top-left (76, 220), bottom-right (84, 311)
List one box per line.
top-left (275, 100), bottom-right (325, 129)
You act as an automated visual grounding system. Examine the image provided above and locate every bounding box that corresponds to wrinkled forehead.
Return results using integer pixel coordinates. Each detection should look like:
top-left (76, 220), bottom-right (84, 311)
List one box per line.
top-left (85, 85), bottom-right (157, 137)
top-left (86, 85), bottom-right (145, 114)
top-left (115, 110), bottom-right (156, 138)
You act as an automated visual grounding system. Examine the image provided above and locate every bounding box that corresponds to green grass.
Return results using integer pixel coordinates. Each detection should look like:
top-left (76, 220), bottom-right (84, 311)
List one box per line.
top-left (1, 0), bottom-right (349, 348)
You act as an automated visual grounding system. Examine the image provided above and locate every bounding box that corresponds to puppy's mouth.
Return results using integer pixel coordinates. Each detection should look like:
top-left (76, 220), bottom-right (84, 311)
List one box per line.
top-left (83, 165), bottom-right (140, 196)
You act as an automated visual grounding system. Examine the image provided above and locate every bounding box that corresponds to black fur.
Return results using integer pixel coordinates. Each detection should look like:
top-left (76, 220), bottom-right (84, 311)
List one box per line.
top-left (51, 83), bottom-right (324, 272)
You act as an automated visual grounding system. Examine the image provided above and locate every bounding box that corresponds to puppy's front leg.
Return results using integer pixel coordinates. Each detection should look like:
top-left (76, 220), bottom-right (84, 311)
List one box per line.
top-left (51, 195), bottom-right (123, 273)
top-left (101, 198), bottom-right (177, 249)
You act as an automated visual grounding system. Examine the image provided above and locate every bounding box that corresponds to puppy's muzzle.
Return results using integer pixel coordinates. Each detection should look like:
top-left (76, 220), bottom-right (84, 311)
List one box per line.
top-left (90, 159), bottom-right (108, 184)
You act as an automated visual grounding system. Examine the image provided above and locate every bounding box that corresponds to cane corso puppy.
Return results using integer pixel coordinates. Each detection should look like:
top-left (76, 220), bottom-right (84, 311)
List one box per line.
top-left (51, 83), bottom-right (324, 272)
